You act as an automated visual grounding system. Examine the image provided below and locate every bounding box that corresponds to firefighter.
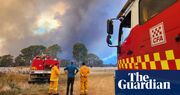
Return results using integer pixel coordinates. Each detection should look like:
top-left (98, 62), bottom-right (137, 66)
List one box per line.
top-left (64, 61), bottom-right (79, 95)
top-left (48, 63), bottom-right (60, 95)
top-left (79, 62), bottom-right (90, 95)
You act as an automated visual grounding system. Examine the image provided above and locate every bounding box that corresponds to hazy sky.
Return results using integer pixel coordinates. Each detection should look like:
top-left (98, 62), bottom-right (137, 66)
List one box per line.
top-left (0, 0), bottom-right (126, 64)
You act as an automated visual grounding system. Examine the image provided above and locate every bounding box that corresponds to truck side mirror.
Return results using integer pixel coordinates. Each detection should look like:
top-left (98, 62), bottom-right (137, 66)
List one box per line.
top-left (107, 19), bottom-right (113, 34)
top-left (106, 34), bottom-right (112, 45)
top-left (106, 18), bottom-right (118, 47)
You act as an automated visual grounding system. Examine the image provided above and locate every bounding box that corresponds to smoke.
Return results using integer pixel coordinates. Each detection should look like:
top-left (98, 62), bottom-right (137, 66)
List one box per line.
top-left (0, 0), bottom-right (124, 63)
top-left (53, 0), bottom-right (123, 59)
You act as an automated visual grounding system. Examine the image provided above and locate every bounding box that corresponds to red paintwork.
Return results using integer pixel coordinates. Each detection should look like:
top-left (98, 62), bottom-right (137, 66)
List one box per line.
top-left (118, 0), bottom-right (180, 70)
top-left (31, 56), bottom-right (60, 70)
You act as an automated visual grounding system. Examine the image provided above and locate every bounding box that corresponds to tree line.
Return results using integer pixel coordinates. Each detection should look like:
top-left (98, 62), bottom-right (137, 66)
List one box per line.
top-left (0, 43), bottom-right (107, 67)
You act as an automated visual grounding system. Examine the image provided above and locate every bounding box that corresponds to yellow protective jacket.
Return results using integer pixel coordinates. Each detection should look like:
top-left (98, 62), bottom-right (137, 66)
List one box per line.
top-left (50, 65), bottom-right (60, 81)
top-left (80, 65), bottom-right (90, 78)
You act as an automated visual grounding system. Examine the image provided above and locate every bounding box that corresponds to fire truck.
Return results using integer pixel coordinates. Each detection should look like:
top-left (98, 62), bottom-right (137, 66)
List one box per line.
top-left (28, 55), bottom-right (60, 83)
top-left (106, 0), bottom-right (180, 94)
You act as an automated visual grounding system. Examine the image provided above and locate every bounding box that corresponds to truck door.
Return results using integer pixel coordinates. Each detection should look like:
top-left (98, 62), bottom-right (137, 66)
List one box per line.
top-left (137, 0), bottom-right (179, 70)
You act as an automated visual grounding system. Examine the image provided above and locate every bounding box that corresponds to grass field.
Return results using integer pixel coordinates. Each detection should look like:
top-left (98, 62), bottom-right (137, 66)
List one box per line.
top-left (0, 67), bottom-right (116, 95)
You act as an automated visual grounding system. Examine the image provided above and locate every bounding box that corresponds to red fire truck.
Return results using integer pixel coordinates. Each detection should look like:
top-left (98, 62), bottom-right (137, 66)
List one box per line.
top-left (28, 55), bottom-right (60, 83)
top-left (106, 0), bottom-right (180, 94)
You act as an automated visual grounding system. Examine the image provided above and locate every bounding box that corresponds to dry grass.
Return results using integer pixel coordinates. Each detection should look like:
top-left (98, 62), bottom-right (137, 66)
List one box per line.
top-left (0, 67), bottom-right (116, 95)
top-left (0, 72), bottom-right (26, 95)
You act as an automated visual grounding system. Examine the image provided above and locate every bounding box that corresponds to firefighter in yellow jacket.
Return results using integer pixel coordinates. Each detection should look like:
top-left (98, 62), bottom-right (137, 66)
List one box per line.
top-left (80, 62), bottom-right (90, 95)
top-left (48, 63), bottom-right (60, 95)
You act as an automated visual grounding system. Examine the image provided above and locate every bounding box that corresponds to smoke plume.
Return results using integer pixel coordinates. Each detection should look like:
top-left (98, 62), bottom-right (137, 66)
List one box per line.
top-left (0, 0), bottom-right (125, 63)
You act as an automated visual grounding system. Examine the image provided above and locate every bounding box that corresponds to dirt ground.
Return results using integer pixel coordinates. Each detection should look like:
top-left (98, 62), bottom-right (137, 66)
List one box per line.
top-left (0, 67), bottom-right (116, 95)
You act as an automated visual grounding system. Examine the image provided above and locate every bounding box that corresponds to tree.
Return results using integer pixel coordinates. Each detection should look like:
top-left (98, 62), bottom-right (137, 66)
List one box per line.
top-left (60, 59), bottom-right (71, 67)
top-left (0, 54), bottom-right (14, 67)
top-left (15, 54), bottom-right (26, 66)
top-left (73, 43), bottom-right (88, 63)
top-left (85, 53), bottom-right (99, 65)
top-left (45, 44), bottom-right (62, 58)
top-left (19, 45), bottom-right (46, 65)
top-left (85, 53), bottom-right (104, 67)
top-left (21, 45), bottom-right (46, 57)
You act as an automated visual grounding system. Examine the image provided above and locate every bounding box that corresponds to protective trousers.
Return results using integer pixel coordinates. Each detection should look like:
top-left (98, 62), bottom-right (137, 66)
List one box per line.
top-left (49, 81), bottom-right (58, 94)
top-left (80, 77), bottom-right (88, 94)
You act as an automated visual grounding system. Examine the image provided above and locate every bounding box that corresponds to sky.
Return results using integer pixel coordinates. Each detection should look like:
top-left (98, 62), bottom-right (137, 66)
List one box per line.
top-left (0, 0), bottom-right (126, 64)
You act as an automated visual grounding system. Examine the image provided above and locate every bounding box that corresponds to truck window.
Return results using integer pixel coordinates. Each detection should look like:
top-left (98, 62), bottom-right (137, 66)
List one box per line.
top-left (120, 12), bottom-right (131, 45)
top-left (139, 0), bottom-right (177, 25)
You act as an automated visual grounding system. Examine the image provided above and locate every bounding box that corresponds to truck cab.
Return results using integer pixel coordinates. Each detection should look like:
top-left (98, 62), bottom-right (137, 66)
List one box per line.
top-left (107, 0), bottom-right (180, 70)
top-left (106, 0), bottom-right (180, 94)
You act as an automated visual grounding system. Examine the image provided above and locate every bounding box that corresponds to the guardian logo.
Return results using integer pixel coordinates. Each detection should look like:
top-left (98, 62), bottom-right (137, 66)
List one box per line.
top-left (118, 72), bottom-right (171, 89)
